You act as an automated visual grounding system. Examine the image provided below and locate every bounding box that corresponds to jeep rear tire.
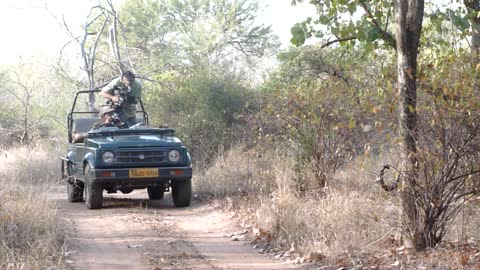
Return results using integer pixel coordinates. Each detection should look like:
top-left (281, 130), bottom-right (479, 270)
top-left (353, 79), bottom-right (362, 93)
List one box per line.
top-left (172, 179), bottom-right (191, 207)
top-left (147, 186), bottom-right (164, 200)
top-left (85, 165), bottom-right (103, 209)
top-left (67, 182), bottom-right (84, 202)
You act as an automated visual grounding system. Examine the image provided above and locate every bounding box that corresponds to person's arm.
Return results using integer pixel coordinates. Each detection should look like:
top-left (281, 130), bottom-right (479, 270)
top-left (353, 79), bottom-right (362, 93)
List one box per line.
top-left (99, 78), bottom-right (120, 102)
top-left (99, 91), bottom-right (119, 102)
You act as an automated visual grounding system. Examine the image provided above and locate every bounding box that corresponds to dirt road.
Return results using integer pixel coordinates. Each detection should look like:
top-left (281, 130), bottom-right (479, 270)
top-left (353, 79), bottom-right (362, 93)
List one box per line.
top-left (54, 187), bottom-right (299, 270)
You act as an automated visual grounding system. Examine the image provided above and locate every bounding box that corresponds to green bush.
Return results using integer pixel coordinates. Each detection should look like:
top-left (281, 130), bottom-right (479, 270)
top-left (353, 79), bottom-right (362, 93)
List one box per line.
top-left (257, 46), bottom-right (396, 191)
top-left (146, 73), bottom-right (250, 166)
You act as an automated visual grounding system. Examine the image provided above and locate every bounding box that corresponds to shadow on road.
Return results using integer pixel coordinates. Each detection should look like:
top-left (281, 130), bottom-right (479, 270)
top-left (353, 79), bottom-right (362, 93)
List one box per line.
top-left (54, 184), bottom-right (203, 212)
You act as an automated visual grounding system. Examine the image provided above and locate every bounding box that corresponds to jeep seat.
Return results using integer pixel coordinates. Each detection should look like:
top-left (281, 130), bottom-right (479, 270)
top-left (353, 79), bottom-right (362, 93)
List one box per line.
top-left (72, 118), bottom-right (99, 143)
top-left (73, 117), bottom-right (100, 133)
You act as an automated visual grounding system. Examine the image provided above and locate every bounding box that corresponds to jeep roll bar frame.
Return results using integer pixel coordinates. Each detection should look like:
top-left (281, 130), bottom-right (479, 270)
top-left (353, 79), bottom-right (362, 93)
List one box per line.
top-left (67, 90), bottom-right (149, 143)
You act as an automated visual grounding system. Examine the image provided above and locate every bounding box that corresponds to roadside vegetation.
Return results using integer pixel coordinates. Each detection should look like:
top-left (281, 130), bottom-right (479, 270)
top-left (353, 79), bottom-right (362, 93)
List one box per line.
top-left (0, 146), bottom-right (66, 269)
top-left (0, 0), bottom-right (479, 268)
top-left (193, 44), bottom-right (480, 267)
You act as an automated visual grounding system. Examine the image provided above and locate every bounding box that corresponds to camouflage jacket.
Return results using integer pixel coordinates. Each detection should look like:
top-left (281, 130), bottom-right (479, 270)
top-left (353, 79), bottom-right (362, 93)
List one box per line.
top-left (101, 77), bottom-right (142, 119)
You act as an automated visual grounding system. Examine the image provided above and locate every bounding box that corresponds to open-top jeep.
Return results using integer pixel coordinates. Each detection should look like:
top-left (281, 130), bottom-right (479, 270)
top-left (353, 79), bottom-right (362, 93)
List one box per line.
top-left (61, 90), bottom-right (192, 209)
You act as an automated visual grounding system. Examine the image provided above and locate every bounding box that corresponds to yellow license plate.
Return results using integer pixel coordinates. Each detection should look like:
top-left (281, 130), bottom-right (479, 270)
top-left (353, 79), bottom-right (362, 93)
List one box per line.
top-left (129, 168), bottom-right (158, 178)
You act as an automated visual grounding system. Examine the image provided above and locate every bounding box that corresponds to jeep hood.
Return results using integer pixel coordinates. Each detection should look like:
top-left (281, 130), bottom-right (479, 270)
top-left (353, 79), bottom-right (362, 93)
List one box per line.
top-left (87, 134), bottom-right (183, 148)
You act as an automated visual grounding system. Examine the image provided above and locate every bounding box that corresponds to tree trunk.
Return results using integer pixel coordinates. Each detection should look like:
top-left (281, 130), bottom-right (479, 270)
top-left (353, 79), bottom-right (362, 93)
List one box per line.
top-left (394, 0), bottom-right (425, 250)
top-left (80, 8), bottom-right (109, 113)
top-left (473, 12), bottom-right (480, 52)
top-left (464, 0), bottom-right (479, 92)
top-left (464, 0), bottom-right (480, 50)
top-left (108, 8), bottom-right (125, 73)
top-left (22, 98), bottom-right (29, 145)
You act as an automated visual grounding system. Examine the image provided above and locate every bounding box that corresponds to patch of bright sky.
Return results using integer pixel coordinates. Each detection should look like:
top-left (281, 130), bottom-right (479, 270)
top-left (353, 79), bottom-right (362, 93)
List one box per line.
top-left (258, 0), bottom-right (316, 48)
top-left (0, 0), bottom-right (97, 64)
top-left (0, 0), bottom-right (315, 65)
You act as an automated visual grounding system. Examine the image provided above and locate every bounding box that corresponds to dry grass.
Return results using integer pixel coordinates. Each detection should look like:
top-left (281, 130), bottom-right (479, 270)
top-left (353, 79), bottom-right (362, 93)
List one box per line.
top-left (195, 145), bottom-right (480, 267)
top-left (0, 146), bottom-right (65, 269)
top-left (254, 191), bottom-right (395, 258)
top-left (194, 145), bottom-right (280, 197)
top-left (449, 205), bottom-right (480, 242)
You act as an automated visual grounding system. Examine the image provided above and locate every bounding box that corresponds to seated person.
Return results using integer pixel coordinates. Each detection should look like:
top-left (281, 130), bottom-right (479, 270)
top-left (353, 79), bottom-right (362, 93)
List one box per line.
top-left (93, 106), bottom-right (125, 129)
top-left (72, 106), bottom-right (124, 143)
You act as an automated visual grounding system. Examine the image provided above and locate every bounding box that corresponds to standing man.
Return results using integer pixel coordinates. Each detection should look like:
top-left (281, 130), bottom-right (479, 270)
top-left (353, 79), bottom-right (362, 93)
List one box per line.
top-left (99, 71), bottom-right (142, 127)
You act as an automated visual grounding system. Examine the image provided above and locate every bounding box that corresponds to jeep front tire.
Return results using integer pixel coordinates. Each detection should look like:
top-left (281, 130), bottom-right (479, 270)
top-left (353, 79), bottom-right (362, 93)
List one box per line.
top-left (84, 165), bottom-right (103, 209)
top-left (172, 179), bottom-right (191, 207)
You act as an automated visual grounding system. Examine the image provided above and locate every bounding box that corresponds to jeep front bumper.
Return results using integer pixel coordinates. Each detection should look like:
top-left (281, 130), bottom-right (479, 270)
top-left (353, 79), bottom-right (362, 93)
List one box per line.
top-left (89, 166), bottom-right (192, 184)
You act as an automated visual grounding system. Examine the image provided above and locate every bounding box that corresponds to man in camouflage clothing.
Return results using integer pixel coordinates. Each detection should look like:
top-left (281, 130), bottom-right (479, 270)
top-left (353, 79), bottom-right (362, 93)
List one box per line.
top-left (99, 70), bottom-right (142, 127)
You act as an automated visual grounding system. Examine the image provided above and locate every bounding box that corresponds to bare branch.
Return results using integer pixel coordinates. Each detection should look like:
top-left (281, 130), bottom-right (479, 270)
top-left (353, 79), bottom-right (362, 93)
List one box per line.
top-left (320, 36), bottom-right (357, 49)
top-left (106, 0), bottom-right (124, 73)
top-left (89, 13), bottom-right (110, 81)
top-left (358, 0), bottom-right (396, 49)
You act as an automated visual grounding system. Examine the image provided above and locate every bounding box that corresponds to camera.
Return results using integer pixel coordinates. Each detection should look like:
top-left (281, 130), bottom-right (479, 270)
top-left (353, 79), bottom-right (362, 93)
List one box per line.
top-left (110, 87), bottom-right (137, 111)
top-left (110, 112), bottom-right (122, 124)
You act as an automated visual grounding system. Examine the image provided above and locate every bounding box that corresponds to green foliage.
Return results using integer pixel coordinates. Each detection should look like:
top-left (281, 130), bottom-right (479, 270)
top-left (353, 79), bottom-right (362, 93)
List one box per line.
top-left (118, 0), bottom-right (173, 73)
top-left (290, 21), bottom-right (312, 47)
top-left (113, 0), bottom-right (279, 166)
top-left (424, 3), bottom-right (474, 47)
top-left (257, 45), bottom-right (395, 191)
top-left (121, 0), bottom-right (164, 47)
top-left (146, 72), bottom-right (250, 166)
top-left (119, 0), bottom-right (279, 74)
top-left (290, 0), bottom-right (396, 51)
top-left (290, 0), bottom-right (478, 55)
top-left (0, 61), bottom-right (77, 145)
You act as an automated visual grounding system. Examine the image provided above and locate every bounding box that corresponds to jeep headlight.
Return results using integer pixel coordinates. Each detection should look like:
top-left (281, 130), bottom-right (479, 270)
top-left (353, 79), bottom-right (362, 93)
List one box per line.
top-left (102, 151), bottom-right (115, 163)
top-left (168, 150), bottom-right (181, 162)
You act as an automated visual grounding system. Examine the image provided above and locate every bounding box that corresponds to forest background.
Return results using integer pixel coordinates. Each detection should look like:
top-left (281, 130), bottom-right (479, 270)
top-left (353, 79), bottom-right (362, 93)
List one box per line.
top-left (1, 0), bottom-right (480, 269)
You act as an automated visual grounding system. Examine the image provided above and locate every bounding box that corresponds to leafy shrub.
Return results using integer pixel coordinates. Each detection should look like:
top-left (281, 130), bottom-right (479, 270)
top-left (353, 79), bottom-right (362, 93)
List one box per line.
top-left (147, 72), bottom-right (250, 166)
top-left (257, 46), bottom-right (391, 191)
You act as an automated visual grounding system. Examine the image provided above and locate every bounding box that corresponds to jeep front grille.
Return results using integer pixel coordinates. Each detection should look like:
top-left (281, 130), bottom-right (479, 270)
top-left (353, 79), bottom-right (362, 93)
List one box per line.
top-left (115, 150), bottom-right (167, 164)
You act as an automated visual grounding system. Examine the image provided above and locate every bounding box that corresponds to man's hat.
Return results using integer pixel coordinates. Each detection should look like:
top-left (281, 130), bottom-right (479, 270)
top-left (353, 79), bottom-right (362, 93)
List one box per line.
top-left (98, 106), bottom-right (115, 117)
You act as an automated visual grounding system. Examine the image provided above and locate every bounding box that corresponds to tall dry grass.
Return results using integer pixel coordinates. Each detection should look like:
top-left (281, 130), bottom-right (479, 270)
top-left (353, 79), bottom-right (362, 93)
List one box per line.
top-left (194, 145), bottom-right (480, 264)
top-left (194, 145), bottom-right (280, 197)
top-left (0, 146), bottom-right (65, 269)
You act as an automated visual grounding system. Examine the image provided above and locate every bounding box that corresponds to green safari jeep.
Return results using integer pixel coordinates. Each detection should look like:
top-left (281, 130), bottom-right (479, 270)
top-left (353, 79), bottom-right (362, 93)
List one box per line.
top-left (61, 90), bottom-right (192, 209)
